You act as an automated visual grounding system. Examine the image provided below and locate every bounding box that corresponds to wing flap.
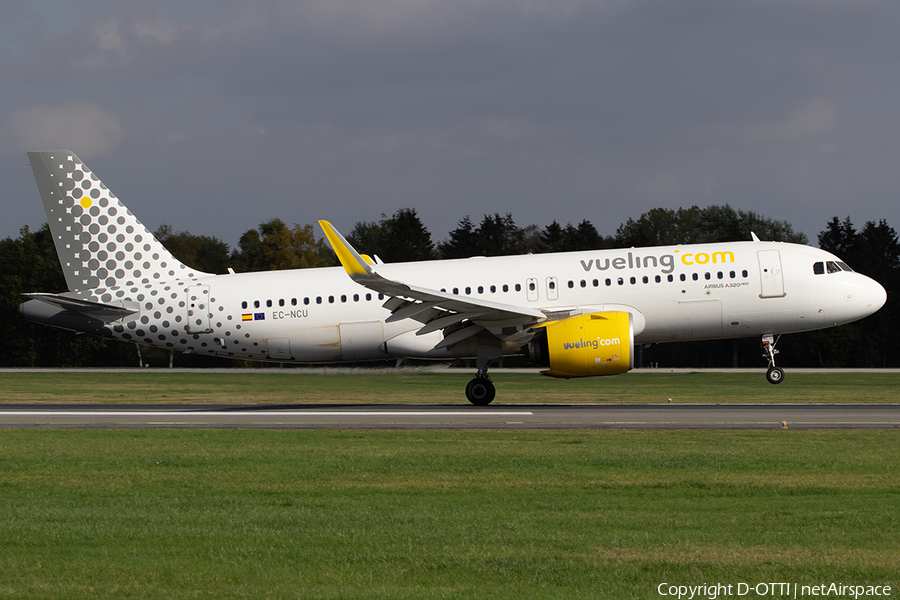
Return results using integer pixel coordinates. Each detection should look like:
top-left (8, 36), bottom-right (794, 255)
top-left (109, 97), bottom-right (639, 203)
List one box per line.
top-left (434, 325), bottom-right (485, 350)
top-left (416, 311), bottom-right (487, 336)
top-left (385, 300), bottom-right (440, 323)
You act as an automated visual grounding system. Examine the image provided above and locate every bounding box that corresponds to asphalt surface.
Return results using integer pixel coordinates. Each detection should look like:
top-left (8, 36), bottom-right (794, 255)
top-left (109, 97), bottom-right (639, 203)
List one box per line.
top-left (1, 403), bottom-right (899, 429)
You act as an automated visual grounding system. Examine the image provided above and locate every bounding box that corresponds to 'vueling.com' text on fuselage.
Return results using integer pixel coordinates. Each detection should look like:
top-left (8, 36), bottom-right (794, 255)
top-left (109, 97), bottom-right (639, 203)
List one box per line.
top-left (580, 250), bottom-right (735, 275)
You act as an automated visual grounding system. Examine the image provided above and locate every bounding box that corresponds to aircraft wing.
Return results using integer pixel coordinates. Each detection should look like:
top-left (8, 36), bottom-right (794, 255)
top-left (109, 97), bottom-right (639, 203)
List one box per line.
top-left (319, 221), bottom-right (546, 348)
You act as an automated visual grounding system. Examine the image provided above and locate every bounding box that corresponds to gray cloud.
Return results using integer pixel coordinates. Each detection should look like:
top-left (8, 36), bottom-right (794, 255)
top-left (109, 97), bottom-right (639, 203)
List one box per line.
top-left (2, 0), bottom-right (899, 250)
top-left (2, 103), bottom-right (124, 159)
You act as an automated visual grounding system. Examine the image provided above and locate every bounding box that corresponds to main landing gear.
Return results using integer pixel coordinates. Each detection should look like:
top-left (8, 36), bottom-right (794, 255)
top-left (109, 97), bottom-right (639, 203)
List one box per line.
top-left (465, 336), bottom-right (501, 405)
top-left (761, 334), bottom-right (784, 384)
top-left (465, 372), bottom-right (496, 406)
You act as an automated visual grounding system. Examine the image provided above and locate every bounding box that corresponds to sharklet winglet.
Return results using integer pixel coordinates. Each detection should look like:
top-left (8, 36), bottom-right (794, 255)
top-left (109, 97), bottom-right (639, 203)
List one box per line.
top-left (318, 220), bottom-right (372, 277)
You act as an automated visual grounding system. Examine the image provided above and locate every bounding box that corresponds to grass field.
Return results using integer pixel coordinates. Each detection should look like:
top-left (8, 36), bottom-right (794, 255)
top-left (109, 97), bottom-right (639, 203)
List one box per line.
top-left (1, 429), bottom-right (898, 599)
top-left (1, 371), bottom-right (897, 598)
top-left (0, 369), bottom-right (898, 404)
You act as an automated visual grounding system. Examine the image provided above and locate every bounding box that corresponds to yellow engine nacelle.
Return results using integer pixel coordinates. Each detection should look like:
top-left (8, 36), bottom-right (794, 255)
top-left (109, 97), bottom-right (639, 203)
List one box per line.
top-left (527, 311), bottom-right (633, 378)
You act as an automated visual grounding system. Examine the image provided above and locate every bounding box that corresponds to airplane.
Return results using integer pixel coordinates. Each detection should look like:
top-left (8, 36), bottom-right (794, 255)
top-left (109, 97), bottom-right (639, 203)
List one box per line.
top-left (20, 150), bottom-right (887, 404)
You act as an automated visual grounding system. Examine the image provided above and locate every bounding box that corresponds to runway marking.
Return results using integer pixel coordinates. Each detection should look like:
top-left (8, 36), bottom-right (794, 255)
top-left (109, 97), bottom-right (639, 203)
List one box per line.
top-left (3, 407), bottom-right (897, 430)
top-left (0, 410), bottom-right (534, 417)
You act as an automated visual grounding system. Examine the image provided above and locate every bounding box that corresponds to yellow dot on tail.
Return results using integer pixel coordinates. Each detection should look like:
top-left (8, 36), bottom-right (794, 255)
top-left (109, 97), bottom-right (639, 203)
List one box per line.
top-left (80, 197), bottom-right (92, 209)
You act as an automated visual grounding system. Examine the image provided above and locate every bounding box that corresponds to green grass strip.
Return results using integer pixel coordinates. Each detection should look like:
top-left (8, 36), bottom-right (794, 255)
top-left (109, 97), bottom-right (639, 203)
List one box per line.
top-left (0, 370), bottom-right (898, 404)
top-left (0, 429), bottom-right (898, 598)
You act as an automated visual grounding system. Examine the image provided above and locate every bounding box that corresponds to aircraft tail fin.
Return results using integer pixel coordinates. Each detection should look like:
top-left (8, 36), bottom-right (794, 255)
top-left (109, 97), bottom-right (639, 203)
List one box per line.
top-left (27, 150), bottom-right (209, 291)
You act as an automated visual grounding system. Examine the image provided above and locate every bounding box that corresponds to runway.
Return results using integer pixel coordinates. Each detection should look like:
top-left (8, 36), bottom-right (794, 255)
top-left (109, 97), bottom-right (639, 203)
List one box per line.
top-left (1, 404), bottom-right (899, 429)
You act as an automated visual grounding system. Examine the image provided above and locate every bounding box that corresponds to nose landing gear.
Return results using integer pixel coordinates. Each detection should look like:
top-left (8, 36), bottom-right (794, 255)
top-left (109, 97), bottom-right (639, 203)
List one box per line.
top-left (761, 334), bottom-right (784, 384)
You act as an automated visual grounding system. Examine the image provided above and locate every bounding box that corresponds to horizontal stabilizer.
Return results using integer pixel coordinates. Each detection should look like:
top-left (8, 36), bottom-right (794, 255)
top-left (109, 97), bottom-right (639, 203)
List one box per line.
top-left (22, 293), bottom-right (139, 320)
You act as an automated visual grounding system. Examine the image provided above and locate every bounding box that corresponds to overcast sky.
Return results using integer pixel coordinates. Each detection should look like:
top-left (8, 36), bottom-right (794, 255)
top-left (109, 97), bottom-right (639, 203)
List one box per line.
top-left (3, 0), bottom-right (899, 250)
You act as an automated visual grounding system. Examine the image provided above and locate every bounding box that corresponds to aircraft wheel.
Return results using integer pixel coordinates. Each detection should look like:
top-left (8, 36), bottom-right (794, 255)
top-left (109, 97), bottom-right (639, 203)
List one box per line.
top-left (766, 367), bottom-right (785, 385)
top-left (466, 378), bottom-right (496, 406)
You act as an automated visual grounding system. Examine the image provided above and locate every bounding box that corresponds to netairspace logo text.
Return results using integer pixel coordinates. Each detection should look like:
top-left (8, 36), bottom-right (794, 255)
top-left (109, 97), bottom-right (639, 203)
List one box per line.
top-left (657, 582), bottom-right (892, 599)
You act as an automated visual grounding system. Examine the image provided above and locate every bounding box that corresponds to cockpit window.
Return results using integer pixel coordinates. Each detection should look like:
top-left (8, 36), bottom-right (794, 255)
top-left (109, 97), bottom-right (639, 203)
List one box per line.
top-left (815, 260), bottom-right (855, 275)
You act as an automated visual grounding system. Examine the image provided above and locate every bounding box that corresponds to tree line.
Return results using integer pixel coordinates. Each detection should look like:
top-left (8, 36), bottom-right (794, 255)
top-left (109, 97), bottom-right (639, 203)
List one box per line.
top-left (156, 204), bottom-right (812, 272)
top-left (1, 205), bottom-right (896, 368)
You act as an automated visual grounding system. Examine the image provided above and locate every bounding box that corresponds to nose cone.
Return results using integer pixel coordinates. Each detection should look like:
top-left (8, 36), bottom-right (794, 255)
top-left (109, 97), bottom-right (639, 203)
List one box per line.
top-left (867, 277), bottom-right (887, 315)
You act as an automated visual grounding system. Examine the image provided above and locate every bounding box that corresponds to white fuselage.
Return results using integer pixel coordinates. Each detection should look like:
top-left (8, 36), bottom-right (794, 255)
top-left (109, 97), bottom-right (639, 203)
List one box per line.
top-left (85, 240), bottom-right (883, 364)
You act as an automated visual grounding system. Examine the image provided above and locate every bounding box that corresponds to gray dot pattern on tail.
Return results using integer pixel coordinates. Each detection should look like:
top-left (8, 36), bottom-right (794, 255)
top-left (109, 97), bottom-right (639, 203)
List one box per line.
top-left (34, 152), bottom-right (266, 358)
top-left (41, 152), bottom-right (197, 291)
